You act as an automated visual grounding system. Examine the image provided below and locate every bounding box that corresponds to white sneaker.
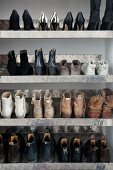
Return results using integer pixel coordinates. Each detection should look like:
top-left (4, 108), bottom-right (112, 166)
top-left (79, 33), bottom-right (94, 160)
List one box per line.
top-left (1, 92), bottom-right (14, 118)
top-left (81, 61), bottom-right (96, 75)
top-left (96, 60), bottom-right (109, 75)
top-left (15, 92), bottom-right (29, 118)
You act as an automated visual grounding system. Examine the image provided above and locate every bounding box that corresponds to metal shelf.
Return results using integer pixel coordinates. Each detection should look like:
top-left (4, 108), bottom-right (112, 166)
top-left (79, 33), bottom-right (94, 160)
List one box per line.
top-left (0, 31), bottom-right (112, 39)
top-left (0, 163), bottom-right (112, 170)
top-left (0, 118), bottom-right (112, 126)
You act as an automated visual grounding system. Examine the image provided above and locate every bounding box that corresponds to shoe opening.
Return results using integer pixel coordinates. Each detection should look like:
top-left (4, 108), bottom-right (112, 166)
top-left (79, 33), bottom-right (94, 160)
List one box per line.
top-left (61, 138), bottom-right (68, 148)
top-left (10, 134), bottom-right (18, 144)
top-left (73, 138), bottom-right (81, 148)
top-left (28, 133), bottom-right (35, 143)
top-left (2, 92), bottom-right (11, 98)
top-left (43, 133), bottom-right (51, 142)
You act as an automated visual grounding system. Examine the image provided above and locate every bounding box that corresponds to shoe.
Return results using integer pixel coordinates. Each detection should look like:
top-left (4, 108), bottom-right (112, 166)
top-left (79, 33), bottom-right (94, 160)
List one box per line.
top-left (63, 12), bottom-right (73, 30)
top-left (40, 132), bottom-right (56, 162)
top-left (23, 133), bottom-right (38, 162)
top-left (1, 92), bottom-right (14, 118)
top-left (50, 12), bottom-right (59, 30)
top-left (70, 137), bottom-right (83, 162)
top-left (44, 91), bottom-right (54, 118)
top-left (35, 48), bottom-right (46, 75)
top-left (102, 89), bottom-right (113, 118)
top-left (57, 137), bottom-right (70, 162)
top-left (71, 60), bottom-right (81, 75)
top-left (47, 48), bottom-right (59, 75)
top-left (39, 12), bottom-right (48, 30)
top-left (81, 61), bottom-right (96, 75)
top-left (84, 135), bottom-right (99, 162)
top-left (73, 91), bottom-right (86, 118)
top-left (97, 136), bottom-right (110, 162)
top-left (87, 0), bottom-right (101, 30)
top-left (101, 0), bottom-right (113, 30)
top-left (15, 91), bottom-right (29, 118)
top-left (74, 12), bottom-right (85, 30)
top-left (8, 134), bottom-right (20, 163)
top-left (20, 50), bottom-right (33, 75)
top-left (9, 10), bottom-right (20, 30)
top-left (0, 134), bottom-right (5, 163)
top-left (31, 91), bottom-right (43, 118)
top-left (96, 60), bottom-right (109, 75)
top-left (7, 50), bottom-right (20, 75)
top-left (60, 60), bottom-right (70, 75)
top-left (88, 93), bottom-right (105, 118)
top-left (22, 10), bottom-right (35, 30)
top-left (60, 92), bottom-right (72, 118)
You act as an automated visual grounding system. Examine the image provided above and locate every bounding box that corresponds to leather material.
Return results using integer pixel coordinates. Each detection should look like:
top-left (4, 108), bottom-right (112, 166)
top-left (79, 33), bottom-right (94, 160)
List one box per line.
top-left (39, 12), bottom-right (48, 30)
top-left (71, 60), bottom-right (81, 75)
top-left (63, 12), bottom-right (73, 30)
top-left (22, 10), bottom-right (35, 30)
top-left (9, 10), bottom-right (20, 30)
top-left (74, 12), bottom-right (85, 30)
top-left (60, 60), bottom-right (70, 75)
top-left (50, 12), bottom-right (59, 30)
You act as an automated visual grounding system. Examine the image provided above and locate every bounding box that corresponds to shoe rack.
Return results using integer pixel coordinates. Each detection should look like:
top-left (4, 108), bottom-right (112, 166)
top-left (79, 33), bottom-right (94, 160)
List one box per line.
top-left (0, 0), bottom-right (113, 169)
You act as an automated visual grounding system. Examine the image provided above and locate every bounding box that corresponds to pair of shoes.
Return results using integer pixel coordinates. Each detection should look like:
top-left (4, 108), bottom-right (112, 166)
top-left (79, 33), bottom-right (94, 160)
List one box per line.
top-left (7, 50), bottom-right (33, 75)
top-left (1, 91), bottom-right (29, 118)
top-left (10, 9), bottom-right (34, 30)
top-left (35, 48), bottom-right (59, 75)
top-left (60, 91), bottom-right (86, 118)
top-left (88, 89), bottom-right (113, 118)
top-left (81, 60), bottom-right (109, 75)
top-left (60, 60), bottom-right (81, 75)
top-left (32, 91), bottom-right (54, 118)
top-left (39, 12), bottom-right (59, 30)
top-left (84, 135), bottom-right (109, 162)
top-left (63, 12), bottom-right (85, 31)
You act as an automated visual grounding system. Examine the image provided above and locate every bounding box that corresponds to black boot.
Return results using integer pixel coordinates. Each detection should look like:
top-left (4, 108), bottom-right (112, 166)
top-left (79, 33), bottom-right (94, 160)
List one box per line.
top-left (63, 12), bottom-right (73, 30)
top-left (87, 0), bottom-right (101, 30)
top-left (47, 48), bottom-right (59, 75)
top-left (101, 0), bottom-right (113, 30)
top-left (39, 12), bottom-right (48, 30)
top-left (50, 12), bottom-right (59, 30)
top-left (74, 12), bottom-right (85, 30)
top-left (22, 10), bottom-right (35, 30)
top-left (20, 50), bottom-right (33, 75)
top-left (7, 50), bottom-right (20, 75)
top-left (9, 10), bottom-right (20, 30)
top-left (35, 48), bottom-right (46, 75)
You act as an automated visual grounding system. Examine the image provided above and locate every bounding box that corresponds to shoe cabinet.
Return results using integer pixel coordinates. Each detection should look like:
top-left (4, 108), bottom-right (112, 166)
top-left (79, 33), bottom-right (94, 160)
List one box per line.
top-left (0, 0), bottom-right (113, 169)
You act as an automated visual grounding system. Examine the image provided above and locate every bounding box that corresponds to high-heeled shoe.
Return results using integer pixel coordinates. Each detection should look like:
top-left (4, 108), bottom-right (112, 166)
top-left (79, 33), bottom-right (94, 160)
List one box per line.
top-left (63, 12), bottom-right (73, 30)
top-left (22, 10), bottom-right (35, 30)
top-left (39, 12), bottom-right (48, 30)
top-left (74, 12), bottom-right (85, 30)
top-left (50, 12), bottom-right (59, 30)
top-left (9, 10), bottom-right (20, 30)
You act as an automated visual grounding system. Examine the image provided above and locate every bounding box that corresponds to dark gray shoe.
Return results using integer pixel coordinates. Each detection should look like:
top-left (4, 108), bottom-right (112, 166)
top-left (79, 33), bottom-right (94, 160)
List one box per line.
top-left (60, 60), bottom-right (70, 75)
top-left (71, 60), bottom-right (81, 75)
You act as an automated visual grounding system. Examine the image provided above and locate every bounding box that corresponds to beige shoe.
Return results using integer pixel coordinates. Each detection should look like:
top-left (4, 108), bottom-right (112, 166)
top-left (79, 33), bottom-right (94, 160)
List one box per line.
top-left (31, 91), bottom-right (43, 118)
top-left (60, 92), bottom-right (72, 118)
top-left (44, 91), bottom-right (54, 118)
top-left (74, 91), bottom-right (86, 118)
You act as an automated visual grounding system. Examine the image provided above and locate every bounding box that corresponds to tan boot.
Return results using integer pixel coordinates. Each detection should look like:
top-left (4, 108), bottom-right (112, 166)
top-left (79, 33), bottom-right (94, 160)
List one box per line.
top-left (31, 91), bottom-right (43, 118)
top-left (74, 91), bottom-right (86, 118)
top-left (44, 91), bottom-right (54, 118)
top-left (60, 92), bottom-right (72, 118)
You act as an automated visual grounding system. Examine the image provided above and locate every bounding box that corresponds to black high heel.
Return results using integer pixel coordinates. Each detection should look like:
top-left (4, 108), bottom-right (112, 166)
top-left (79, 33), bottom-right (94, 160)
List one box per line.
top-left (63, 12), bottom-right (73, 30)
top-left (74, 12), bottom-right (85, 30)
top-left (9, 10), bottom-right (20, 30)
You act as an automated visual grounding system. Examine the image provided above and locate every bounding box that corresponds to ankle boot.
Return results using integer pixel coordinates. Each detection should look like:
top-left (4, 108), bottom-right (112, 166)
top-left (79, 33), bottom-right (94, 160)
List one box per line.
top-left (0, 135), bottom-right (5, 163)
top-left (44, 91), bottom-right (54, 118)
top-left (63, 12), bottom-right (73, 30)
top-left (31, 91), bottom-right (43, 118)
top-left (50, 12), bottom-right (59, 30)
top-left (87, 0), bottom-right (101, 30)
top-left (9, 10), bottom-right (20, 30)
top-left (60, 60), bottom-right (70, 75)
top-left (7, 50), bottom-right (20, 75)
top-left (35, 48), bottom-right (46, 75)
top-left (47, 48), bottom-right (59, 75)
top-left (8, 134), bottom-right (20, 163)
top-left (1, 92), bottom-right (14, 118)
top-left (22, 10), bottom-right (35, 30)
top-left (71, 60), bottom-right (81, 75)
top-left (15, 92), bottom-right (29, 118)
top-left (39, 12), bottom-right (48, 30)
top-left (101, 0), bottom-right (113, 30)
top-left (74, 12), bottom-right (85, 30)
top-left (20, 50), bottom-right (33, 75)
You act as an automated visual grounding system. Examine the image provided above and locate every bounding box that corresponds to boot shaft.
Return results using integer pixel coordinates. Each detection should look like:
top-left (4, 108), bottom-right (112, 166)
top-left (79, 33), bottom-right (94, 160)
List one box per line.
top-left (20, 50), bottom-right (28, 63)
top-left (48, 49), bottom-right (56, 65)
top-left (90, 0), bottom-right (101, 11)
top-left (35, 48), bottom-right (44, 66)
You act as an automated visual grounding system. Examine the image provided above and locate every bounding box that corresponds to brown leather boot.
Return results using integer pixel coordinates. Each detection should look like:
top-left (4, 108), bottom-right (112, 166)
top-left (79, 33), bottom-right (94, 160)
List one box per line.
top-left (60, 92), bottom-right (72, 118)
top-left (88, 94), bottom-right (105, 118)
top-left (44, 91), bottom-right (54, 118)
top-left (73, 91), bottom-right (86, 118)
top-left (31, 91), bottom-right (43, 118)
